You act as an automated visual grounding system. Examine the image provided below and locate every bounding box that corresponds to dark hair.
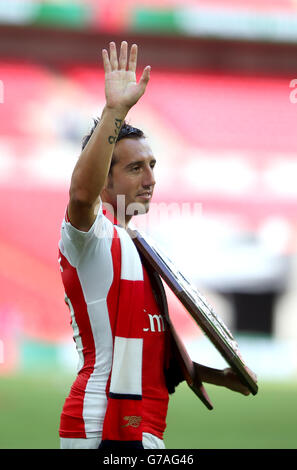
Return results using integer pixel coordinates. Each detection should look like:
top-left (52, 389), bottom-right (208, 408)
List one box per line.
top-left (81, 118), bottom-right (145, 173)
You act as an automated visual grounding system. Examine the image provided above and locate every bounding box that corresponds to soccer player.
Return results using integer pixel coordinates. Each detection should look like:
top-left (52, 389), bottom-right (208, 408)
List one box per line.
top-left (58, 41), bottom-right (255, 450)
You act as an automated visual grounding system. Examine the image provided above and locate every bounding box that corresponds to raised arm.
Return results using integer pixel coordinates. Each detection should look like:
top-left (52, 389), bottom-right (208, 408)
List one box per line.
top-left (68, 41), bottom-right (151, 231)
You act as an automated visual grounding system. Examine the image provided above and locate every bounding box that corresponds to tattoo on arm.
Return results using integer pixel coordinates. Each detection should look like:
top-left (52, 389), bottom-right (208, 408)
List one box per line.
top-left (108, 118), bottom-right (123, 144)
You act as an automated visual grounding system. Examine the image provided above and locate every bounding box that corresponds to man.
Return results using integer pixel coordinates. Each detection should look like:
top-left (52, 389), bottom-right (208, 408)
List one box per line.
top-left (58, 41), bottom-right (254, 450)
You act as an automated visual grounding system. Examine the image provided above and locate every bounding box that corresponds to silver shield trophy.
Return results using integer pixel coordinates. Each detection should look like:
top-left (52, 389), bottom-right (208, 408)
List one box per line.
top-left (128, 226), bottom-right (258, 398)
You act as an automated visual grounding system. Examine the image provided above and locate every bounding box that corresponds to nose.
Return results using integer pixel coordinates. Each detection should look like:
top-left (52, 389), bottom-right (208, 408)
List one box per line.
top-left (142, 165), bottom-right (155, 189)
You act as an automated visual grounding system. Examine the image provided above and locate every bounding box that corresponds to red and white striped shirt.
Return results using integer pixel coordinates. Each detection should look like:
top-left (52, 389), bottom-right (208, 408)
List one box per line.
top-left (58, 203), bottom-right (169, 442)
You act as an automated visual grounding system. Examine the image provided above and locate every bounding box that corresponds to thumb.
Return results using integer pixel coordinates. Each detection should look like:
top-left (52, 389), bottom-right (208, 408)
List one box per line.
top-left (138, 65), bottom-right (151, 93)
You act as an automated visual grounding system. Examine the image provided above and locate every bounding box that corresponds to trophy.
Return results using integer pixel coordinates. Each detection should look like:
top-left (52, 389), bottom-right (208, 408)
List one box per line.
top-left (128, 226), bottom-right (258, 408)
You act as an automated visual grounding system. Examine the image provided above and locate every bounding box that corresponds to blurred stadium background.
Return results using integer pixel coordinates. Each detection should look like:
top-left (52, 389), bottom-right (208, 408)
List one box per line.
top-left (1, 0), bottom-right (297, 449)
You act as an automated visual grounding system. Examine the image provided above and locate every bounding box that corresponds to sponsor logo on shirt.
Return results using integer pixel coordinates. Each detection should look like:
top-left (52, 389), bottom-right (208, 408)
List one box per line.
top-left (143, 310), bottom-right (166, 333)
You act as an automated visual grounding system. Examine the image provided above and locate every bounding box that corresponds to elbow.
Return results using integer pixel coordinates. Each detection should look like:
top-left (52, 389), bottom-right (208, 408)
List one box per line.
top-left (69, 186), bottom-right (96, 209)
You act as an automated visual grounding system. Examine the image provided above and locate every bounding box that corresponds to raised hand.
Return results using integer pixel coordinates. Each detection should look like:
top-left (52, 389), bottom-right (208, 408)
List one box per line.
top-left (102, 41), bottom-right (151, 113)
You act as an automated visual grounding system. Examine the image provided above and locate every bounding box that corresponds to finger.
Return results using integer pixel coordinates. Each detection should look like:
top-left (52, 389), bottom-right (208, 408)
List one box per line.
top-left (238, 383), bottom-right (251, 395)
top-left (102, 49), bottom-right (112, 74)
top-left (119, 41), bottom-right (128, 70)
top-left (138, 65), bottom-right (151, 91)
top-left (128, 43), bottom-right (138, 72)
top-left (109, 42), bottom-right (118, 70)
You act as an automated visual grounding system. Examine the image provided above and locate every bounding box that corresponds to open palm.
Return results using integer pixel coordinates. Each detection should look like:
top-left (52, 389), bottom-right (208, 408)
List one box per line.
top-left (102, 41), bottom-right (151, 112)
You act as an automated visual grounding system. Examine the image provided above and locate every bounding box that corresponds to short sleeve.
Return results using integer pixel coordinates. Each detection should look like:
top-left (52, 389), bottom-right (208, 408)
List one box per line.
top-left (59, 199), bottom-right (112, 267)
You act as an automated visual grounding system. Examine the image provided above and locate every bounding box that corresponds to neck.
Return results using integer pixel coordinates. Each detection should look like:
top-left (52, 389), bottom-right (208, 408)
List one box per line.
top-left (118, 214), bottom-right (132, 229)
top-left (101, 196), bottom-right (132, 229)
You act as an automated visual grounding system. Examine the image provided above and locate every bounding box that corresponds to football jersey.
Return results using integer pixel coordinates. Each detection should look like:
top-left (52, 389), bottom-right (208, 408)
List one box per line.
top-left (58, 203), bottom-right (169, 440)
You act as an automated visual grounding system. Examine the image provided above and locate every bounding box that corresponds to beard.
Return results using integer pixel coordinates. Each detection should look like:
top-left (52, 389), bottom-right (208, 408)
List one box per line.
top-left (126, 200), bottom-right (150, 218)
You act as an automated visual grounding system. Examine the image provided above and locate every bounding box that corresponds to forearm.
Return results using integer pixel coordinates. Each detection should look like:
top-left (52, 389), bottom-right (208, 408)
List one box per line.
top-left (194, 363), bottom-right (224, 386)
top-left (70, 105), bottom-right (127, 205)
top-left (194, 362), bottom-right (253, 395)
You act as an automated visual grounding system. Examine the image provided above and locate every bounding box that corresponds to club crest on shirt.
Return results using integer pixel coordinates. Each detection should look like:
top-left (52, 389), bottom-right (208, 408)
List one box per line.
top-left (121, 415), bottom-right (142, 428)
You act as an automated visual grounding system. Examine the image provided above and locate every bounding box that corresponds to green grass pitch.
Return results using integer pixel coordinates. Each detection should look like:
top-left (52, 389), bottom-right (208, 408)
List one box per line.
top-left (0, 371), bottom-right (296, 449)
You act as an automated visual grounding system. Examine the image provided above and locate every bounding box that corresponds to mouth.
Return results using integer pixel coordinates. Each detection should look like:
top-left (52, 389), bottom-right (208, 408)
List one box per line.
top-left (136, 191), bottom-right (152, 201)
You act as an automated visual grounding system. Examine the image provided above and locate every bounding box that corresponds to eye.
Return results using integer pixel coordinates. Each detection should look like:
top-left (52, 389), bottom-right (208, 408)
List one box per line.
top-left (150, 161), bottom-right (156, 169)
top-left (131, 165), bottom-right (141, 173)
